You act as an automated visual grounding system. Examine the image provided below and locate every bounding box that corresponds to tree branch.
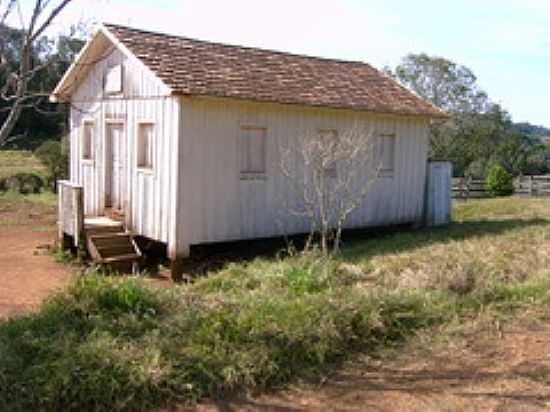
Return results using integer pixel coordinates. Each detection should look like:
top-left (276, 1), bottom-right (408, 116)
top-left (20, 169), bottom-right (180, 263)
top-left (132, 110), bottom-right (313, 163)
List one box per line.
top-left (0, 0), bottom-right (73, 147)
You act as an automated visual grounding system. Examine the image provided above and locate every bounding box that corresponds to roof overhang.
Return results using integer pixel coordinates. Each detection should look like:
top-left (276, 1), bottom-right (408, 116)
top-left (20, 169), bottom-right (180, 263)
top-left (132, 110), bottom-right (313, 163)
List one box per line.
top-left (50, 24), bottom-right (172, 102)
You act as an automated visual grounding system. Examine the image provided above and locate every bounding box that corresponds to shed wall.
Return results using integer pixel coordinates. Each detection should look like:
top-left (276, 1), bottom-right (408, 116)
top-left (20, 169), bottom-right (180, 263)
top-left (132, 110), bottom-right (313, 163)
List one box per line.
top-left (178, 97), bottom-right (430, 247)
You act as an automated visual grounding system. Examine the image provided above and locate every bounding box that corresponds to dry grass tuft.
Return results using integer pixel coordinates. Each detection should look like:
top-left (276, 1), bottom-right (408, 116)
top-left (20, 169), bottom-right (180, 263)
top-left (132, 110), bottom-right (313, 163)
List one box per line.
top-left (343, 198), bottom-right (550, 296)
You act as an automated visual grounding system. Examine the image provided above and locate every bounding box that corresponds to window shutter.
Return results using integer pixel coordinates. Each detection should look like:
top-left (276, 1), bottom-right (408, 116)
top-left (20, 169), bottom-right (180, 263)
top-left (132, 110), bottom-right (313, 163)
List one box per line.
top-left (240, 127), bottom-right (266, 177)
top-left (319, 129), bottom-right (338, 178)
top-left (378, 134), bottom-right (396, 174)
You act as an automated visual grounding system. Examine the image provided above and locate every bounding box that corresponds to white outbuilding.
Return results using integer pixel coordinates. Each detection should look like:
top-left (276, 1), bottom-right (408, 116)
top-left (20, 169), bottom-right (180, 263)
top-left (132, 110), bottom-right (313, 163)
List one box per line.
top-left (52, 24), bottom-right (448, 278)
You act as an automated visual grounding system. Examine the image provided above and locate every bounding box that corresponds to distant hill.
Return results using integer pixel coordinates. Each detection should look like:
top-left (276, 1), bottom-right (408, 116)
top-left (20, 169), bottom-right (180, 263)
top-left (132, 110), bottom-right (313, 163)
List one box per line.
top-left (514, 122), bottom-right (550, 141)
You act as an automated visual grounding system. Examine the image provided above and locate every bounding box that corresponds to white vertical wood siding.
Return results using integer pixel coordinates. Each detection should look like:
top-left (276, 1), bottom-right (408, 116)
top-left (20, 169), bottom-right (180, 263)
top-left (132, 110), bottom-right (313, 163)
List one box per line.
top-left (69, 45), bottom-right (178, 245)
top-left (178, 97), bottom-right (430, 246)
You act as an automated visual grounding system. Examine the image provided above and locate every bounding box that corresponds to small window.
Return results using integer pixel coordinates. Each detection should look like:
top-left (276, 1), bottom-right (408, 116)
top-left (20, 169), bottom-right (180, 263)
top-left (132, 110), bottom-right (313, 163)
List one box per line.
top-left (82, 121), bottom-right (94, 160)
top-left (319, 129), bottom-right (338, 178)
top-left (378, 134), bottom-right (396, 175)
top-left (240, 126), bottom-right (266, 178)
top-left (104, 64), bottom-right (123, 95)
top-left (137, 123), bottom-right (154, 169)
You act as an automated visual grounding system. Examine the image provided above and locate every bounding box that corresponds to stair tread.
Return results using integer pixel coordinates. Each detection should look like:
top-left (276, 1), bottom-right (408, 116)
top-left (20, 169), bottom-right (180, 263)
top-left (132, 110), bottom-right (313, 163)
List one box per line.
top-left (89, 233), bottom-right (131, 240)
top-left (94, 240), bottom-right (135, 247)
top-left (100, 254), bottom-right (141, 264)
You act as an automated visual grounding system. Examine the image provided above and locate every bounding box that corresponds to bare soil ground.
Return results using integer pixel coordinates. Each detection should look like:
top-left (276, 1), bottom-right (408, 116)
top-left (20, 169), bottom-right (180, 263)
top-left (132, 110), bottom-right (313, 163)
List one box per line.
top-left (0, 195), bottom-right (72, 318)
top-left (188, 318), bottom-right (550, 412)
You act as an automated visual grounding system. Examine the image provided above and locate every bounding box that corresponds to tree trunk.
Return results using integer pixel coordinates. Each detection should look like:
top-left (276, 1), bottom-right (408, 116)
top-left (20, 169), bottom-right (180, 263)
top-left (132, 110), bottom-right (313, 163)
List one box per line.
top-left (0, 45), bottom-right (30, 147)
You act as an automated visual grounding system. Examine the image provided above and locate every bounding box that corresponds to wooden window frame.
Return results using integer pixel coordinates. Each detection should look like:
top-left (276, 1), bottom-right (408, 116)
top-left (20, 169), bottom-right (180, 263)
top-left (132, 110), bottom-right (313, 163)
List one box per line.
top-left (136, 121), bottom-right (155, 172)
top-left (239, 125), bottom-right (267, 180)
top-left (81, 119), bottom-right (95, 163)
top-left (103, 63), bottom-right (124, 96)
top-left (318, 128), bottom-right (338, 179)
top-left (378, 133), bottom-right (396, 178)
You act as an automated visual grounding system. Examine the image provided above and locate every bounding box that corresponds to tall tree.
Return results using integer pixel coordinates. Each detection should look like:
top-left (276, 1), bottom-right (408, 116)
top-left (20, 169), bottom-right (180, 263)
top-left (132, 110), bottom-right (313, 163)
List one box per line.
top-left (386, 54), bottom-right (546, 177)
top-left (387, 53), bottom-right (490, 113)
top-left (0, 0), bottom-right (74, 147)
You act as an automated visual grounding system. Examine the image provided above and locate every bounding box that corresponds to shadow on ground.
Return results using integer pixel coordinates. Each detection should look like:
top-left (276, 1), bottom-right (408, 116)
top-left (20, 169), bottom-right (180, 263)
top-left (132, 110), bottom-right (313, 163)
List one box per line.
top-left (162, 218), bottom-right (548, 277)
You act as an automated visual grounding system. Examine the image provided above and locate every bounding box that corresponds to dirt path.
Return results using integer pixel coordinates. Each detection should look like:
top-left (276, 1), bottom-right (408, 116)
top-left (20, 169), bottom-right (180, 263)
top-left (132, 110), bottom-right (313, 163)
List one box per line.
top-left (0, 227), bottom-right (72, 318)
top-left (187, 321), bottom-right (550, 412)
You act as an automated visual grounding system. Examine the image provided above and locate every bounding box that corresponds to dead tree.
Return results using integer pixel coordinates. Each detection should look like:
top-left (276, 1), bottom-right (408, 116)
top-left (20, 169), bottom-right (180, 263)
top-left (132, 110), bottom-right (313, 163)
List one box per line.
top-left (0, 0), bottom-right (73, 147)
top-left (280, 127), bottom-right (380, 255)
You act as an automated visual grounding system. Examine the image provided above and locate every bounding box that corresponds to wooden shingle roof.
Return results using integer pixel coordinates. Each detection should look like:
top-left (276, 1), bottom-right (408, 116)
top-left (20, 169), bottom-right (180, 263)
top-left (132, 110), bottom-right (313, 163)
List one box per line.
top-left (104, 23), bottom-right (447, 118)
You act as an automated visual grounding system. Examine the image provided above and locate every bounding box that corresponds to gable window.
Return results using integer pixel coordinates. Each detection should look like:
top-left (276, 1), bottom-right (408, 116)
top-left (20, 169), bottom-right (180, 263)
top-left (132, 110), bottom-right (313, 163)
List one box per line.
top-left (318, 129), bottom-right (338, 178)
top-left (378, 133), bottom-right (396, 176)
top-left (137, 122), bottom-right (154, 169)
top-left (240, 126), bottom-right (267, 179)
top-left (82, 121), bottom-right (94, 160)
top-left (104, 64), bottom-right (123, 95)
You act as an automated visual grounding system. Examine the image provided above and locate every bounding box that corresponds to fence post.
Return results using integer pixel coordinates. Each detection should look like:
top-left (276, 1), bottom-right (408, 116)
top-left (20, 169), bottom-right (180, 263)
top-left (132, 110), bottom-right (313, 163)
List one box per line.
top-left (529, 175), bottom-right (534, 196)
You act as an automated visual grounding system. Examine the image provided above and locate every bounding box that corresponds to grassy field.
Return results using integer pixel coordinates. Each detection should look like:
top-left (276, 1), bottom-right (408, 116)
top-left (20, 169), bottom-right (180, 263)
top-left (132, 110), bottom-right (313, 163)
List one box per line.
top-left (0, 150), bottom-right (55, 227)
top-left (1, 197), bottom-right (550, 411)
top-left (0, 191), bottom-right (57, 227)
top-left (0, 150), bottom-right (46, 180)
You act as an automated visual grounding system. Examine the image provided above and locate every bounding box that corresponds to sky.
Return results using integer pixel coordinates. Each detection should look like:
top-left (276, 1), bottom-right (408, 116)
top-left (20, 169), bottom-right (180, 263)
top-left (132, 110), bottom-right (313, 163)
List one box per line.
top-left (15, 0), bottom-right (550, 127)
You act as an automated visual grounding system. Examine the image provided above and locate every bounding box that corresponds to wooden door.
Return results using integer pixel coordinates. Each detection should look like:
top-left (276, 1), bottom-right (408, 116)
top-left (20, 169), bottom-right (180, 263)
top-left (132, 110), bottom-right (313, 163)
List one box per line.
top-left (105, 123), bottom-right (125, 211)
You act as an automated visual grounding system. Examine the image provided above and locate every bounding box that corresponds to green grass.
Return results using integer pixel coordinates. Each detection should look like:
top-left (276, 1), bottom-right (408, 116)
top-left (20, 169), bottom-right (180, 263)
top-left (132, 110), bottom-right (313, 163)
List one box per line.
top-left (0, 150), bottom-right (46, 180)
top-left (0, 190), bottom-right (57, 226)
top-left (2, 197), bottom-right (550, 411)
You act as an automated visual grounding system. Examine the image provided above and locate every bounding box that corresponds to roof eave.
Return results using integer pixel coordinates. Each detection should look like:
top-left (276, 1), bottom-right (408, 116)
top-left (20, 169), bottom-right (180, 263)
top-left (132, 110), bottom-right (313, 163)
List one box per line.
top-left (176, 92), bottom-right (449, 120)
top-left (50, 24), bottom-right (173, 102)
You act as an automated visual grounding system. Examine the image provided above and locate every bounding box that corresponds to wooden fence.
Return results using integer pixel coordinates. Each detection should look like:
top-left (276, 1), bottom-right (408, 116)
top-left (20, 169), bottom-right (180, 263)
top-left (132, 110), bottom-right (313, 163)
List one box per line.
top-left (452, 175), bottom-right (550, 199)
top-left (58, 180), bottom-right (84, 247)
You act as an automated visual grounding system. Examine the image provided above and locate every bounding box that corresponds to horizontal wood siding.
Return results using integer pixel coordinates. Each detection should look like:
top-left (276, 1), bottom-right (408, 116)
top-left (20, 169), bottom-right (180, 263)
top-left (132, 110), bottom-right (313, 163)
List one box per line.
top-left (179, 97), bottom-right (430, 246)
top-left (69, 44), bottom-right (177, 245)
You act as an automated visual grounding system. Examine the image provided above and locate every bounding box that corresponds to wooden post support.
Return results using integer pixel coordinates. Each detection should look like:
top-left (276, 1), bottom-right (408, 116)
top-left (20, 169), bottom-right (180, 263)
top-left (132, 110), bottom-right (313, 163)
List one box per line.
top-left (171, 258), bottom-right (186, 282)
top-left (529, 175), bottom-right (534, 196)
top-left (58, 181), bottom-right (65, 244)
top-left (73, 186), bottom-right (84, 247)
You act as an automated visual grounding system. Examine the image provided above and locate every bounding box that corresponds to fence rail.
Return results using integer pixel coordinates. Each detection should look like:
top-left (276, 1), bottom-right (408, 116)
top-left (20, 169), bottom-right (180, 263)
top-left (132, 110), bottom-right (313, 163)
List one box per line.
top-left (452, 175), bottom-right (550, 199)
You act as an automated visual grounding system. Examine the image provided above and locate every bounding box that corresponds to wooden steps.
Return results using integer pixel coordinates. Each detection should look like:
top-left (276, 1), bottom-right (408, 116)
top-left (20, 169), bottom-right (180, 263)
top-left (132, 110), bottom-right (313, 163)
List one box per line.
top-left (85, 217), bottom-right (142, 273)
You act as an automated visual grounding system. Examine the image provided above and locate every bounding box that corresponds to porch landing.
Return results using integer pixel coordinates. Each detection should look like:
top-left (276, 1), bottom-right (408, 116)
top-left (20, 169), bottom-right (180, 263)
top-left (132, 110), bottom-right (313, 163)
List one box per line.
top-left (85, 216), bottom-right (124, 231)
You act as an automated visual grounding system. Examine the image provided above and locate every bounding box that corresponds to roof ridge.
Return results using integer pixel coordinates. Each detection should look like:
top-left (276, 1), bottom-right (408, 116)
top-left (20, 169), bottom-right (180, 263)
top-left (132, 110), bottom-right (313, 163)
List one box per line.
top-left (90, 22), bottom-right (449, 119)
top-left (102, 22), bottom-right (380, 69)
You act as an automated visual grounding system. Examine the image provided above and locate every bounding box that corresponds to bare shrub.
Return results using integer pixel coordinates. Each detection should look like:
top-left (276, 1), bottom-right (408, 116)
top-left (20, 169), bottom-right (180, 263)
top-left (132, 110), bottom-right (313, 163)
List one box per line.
top-left (280, 127), bottom-right (379, 254)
